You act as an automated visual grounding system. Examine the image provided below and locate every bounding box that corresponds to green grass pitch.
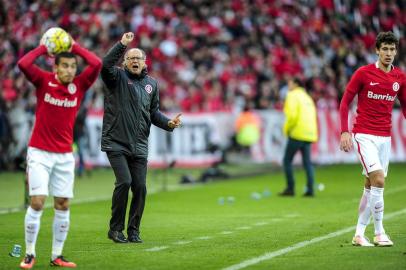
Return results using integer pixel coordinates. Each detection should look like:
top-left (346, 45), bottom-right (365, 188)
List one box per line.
top-left (0, 163), bottom-right (405, 269)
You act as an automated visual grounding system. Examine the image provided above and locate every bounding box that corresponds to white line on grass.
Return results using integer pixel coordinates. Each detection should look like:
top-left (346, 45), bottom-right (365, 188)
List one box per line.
top-left (283, 214), bottom-right (300, 218)
top-left (385, 185), bottom-right (406, 195)
top-left (222, 208), bottom-right (406, 270)
top-left (236, 226), bottom-right (251, 230)
top-left (0, 184), bottom-right (191, 215)
top-left (195, 236), bottom-right (213, 240)
top-left (350, 185), bottom-right (406, 204)
top-left (0, 207), bottom-right (22, 215)
top-left (173, 240), bottom-right (193, 245)
top-left (219, 231), bottom-right (234, 235)
top-left (145, 246), bottom-right (169, 252)
top-left (253, 222), bottom-right (269, 226)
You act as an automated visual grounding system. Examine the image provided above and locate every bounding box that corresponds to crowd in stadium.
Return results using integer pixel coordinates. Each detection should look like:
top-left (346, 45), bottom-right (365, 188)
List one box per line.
top-left (0, 0), bottom-right (404, 170)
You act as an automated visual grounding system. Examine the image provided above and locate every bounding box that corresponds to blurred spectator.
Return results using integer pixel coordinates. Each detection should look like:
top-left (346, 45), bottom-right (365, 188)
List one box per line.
top-left (234, 102), bottom-right (261, 148)
top-left (0, 96), bottom-right (13, 171)
top-left (279, 78), bottom-right (318, 197)
top-left (73, 103), bottom-right (88, 177)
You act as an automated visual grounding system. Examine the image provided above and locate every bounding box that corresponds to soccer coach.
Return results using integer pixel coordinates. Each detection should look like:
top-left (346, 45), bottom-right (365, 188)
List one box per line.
top-left (101, 32), bottom-right (181, 243)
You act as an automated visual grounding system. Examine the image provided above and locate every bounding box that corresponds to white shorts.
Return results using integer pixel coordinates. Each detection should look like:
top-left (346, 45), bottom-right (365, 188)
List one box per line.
top-left (26, 147), bottom-right (75, 198)
top-left (352, 133), bottom-right (391, 177)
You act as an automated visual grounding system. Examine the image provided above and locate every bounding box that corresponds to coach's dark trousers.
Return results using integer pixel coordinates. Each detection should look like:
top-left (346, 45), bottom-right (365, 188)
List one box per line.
top-left (283, 137), bottom-right (315, 194)
top-left (107, 152), bottom-right (147, 235)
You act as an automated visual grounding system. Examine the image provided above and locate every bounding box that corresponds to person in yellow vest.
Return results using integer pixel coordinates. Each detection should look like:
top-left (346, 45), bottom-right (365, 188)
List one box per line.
top-left (279, 78), bottom-right (318, 197)
top-left (235, 103), bottom-right (261, 148)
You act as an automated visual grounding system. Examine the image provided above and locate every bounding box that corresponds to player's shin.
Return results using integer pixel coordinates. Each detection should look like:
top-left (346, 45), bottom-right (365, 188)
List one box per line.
top-left (355, 188), bottom-right (371, 236)
top-left (52, 209), bottom-right (70, 260)
top-left (370, 186), bottom-right (385, 235)
top-left (25, 206), bottom-right (43, 256)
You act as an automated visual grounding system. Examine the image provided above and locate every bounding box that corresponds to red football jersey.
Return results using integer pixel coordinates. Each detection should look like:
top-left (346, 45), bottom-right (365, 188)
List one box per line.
top-left (340, 62), bottom-right (406, 136)
top-left (18, 44), bottom-right (101, 153)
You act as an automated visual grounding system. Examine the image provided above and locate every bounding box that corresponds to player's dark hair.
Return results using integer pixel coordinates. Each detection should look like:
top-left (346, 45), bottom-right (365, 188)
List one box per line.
top-left (55, 52), bottom-right (76, 65)
top-left (375, 32), bottom-right (399, 49)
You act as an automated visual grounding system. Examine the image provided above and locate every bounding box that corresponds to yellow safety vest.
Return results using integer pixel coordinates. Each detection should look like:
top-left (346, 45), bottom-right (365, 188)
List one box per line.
top-left (283, 87), bottom-right (318, 142)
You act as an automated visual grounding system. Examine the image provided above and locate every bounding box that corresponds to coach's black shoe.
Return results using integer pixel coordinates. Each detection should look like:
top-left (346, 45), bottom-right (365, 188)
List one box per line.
top-left (108, 230), bottom-right (128, 243)
top-left (128, 233), bottom-right (143, 243)
top-left (278, 189), bottom-right (294, 196)
top-left (303, 191), bottom-right (314, 197)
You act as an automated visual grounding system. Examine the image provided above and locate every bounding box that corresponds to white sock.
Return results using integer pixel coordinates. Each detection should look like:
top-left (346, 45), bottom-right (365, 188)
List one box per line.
top-left (25, 206), bottom-right (43, 257)
top-left (52, 209), bottom-right (70, 260)
top-left (370, 186), bottom-right (385, 235)
top-left (355, 188), bottom-right (371, 236)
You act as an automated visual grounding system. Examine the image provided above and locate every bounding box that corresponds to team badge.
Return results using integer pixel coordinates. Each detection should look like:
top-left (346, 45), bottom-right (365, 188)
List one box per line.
top-left (68, 83), bottom-right (77, 94)
top-left (145, 84), bottom-right (153, 94)
top-left (392, 82), bottom-right (399, 92)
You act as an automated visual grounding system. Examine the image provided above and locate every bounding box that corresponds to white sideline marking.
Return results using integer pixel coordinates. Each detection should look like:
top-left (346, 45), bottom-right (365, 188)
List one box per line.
top-left (195, 236), bottom-right (212, 240)
top-left (3, 185), bottom-right (406, 215)
top-left (222, 208), bottom-right (406, 270)
top-left (145, 246), bottom-right (168, 252)
top-left (236, 226), bottom-right (251, 230)
top-left (174, 240), bottom-right (192, 245)
top-left (284, 214), bottom-right (300, 218)
top-left (0, 184), bottom-right (189, 215)
top-left (0, 207), bottom-right (21, 215)
top-left (350, 185), bottom-right (406, 204)
top-left (269, 218), bottom-right (283, 222)
top-left (385, 185), bottom-right (406, 195)
top-left (253, 222), bottom-right (268, 226)
top-left (219, 231), bottom-right (234, 235)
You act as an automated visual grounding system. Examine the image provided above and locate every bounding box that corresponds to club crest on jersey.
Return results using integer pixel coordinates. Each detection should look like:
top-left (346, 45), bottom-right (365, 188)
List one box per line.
top-left (392, 82), bottom-right (399, 92)
top-left (145, 84), bottom-right (153, 94)
top-left (68, 83), bottom-right (77, 94)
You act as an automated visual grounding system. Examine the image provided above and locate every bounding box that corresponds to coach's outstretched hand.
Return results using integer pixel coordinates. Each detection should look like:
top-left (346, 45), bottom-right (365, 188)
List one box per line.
top-left (168, 113), bottom-right (182, 129)
top-left (121, 32), bottom-right (134, 46)
top-left (339, 131), bottom-right (353, 152)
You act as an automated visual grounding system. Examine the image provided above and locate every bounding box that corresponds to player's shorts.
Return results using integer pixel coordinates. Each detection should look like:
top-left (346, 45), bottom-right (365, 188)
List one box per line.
top-left (26, 147), bottom-right (75, 198)
top-left (352, 133), bottom-right (391, 177)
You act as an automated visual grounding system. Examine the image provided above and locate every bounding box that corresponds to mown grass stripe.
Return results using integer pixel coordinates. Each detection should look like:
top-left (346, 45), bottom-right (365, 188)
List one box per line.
top-left (222, 208), bottom-right (406, 270)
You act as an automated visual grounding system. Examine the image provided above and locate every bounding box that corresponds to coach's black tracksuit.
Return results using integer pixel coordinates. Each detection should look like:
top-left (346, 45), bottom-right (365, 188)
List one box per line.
top-left (101, 42), bottom-right (173, 236)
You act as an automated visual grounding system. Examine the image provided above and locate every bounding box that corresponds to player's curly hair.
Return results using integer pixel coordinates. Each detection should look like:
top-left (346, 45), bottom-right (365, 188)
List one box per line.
top-left (375, 32), bottom-right (399, 49)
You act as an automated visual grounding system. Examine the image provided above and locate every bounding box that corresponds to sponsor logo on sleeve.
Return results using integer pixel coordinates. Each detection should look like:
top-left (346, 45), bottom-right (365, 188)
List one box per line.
top-left (145, 84), bottom-right (153, 94)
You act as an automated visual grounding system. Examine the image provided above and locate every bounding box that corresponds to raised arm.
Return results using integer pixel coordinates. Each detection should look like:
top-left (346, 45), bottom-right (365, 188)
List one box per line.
top-left (72, 43), bottom-right (102, 89)
top-left (101, 33), bottom-right (133, 88)
top-left (17, 45), bottom-right (48, 86)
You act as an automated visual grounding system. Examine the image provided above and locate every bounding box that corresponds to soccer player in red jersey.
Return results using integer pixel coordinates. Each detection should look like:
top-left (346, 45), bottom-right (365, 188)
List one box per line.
top-left (17, 37), bottom-right (102, 269)
top-left (340, 32), bottom-right (406, 247)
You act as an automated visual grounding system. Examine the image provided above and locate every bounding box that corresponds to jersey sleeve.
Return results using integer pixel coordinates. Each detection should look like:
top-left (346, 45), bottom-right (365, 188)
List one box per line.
top-left (17, 45), bottom-right (48, 87)
top-left (150, 81), bottom-right (173, 132)
top-left (72, 43), bottom-right (102, 91)
top-left (101, 42), bottom-right (127, 89)
top-left (399, 75), bottom-right (406, 118)
top-left (339, 68), bottom-right (364, 133)
top-left (283, 91), bottom-right (299, 136)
